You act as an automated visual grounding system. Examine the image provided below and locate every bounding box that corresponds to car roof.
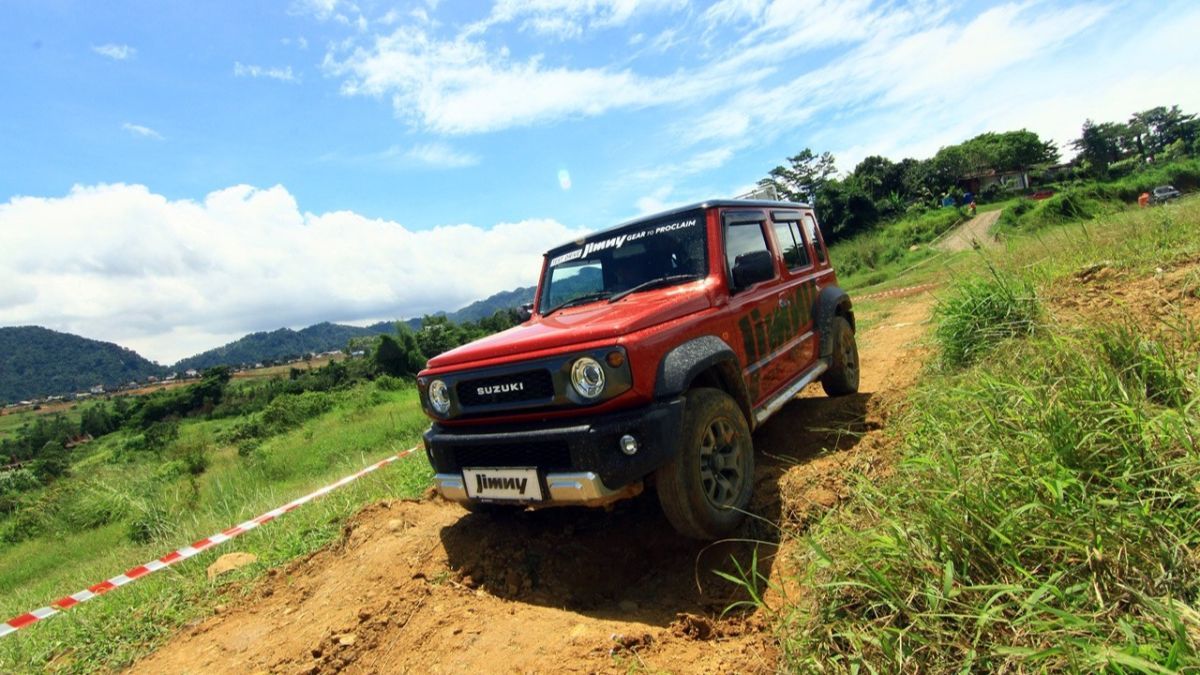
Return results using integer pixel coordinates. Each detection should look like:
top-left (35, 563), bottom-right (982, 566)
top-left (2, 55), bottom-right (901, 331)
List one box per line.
top-left (544, 199), bottom-right (812, 254)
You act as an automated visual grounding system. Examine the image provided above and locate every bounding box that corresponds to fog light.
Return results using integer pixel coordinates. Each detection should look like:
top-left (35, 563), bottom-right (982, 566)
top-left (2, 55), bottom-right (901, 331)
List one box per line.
top-left (619, 434), bottom-right (639, 456)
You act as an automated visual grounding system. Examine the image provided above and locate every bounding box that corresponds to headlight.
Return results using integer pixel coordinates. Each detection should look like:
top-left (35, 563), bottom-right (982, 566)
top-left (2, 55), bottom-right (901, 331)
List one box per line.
top-left (570, 357), bottom-right (606, 399)
top-left (428, 379), bottom-right (451, 415)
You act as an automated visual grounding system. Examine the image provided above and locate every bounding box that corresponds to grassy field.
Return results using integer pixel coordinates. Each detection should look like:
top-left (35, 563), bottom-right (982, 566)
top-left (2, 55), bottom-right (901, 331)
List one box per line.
top-left (0, 380), bottom-right (431, 672)
top-left (782, 196), bottom-right (1200, 671)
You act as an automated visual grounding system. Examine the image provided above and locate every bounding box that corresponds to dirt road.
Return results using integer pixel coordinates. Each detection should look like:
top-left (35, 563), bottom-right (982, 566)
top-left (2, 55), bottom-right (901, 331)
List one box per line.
top-left (131, 296), bottom-right (935, 674)
top-left (936, 209), bottom-right (1001, 253)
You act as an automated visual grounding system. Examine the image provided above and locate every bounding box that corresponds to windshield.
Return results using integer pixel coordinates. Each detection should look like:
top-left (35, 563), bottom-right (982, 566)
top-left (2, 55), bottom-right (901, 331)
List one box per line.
top-left (538, 209), bottom-right (707, 314)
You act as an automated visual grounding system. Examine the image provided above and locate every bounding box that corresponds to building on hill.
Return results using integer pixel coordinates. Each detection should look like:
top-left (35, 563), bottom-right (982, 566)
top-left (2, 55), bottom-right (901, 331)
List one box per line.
top-left (959, 169), bottom-right (1030, 195)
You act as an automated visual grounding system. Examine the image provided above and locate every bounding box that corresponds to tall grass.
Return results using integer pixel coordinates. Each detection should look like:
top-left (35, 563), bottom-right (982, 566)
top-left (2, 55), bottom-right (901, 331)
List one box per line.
top-left (933, 264), bottom-right (1041, 368)
top-left (786, 321), bottom-right (1200, 671)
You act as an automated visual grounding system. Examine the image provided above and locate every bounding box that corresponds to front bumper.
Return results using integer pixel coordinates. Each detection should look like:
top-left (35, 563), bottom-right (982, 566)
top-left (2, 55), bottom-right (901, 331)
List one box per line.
top-left (424, 397), bottom-right (685, 505)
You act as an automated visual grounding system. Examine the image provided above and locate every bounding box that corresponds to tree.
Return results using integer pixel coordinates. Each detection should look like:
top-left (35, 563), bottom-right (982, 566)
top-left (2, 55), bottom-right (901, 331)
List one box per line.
top-left (815, 181), bottom-right (879, 241)
top-left (375, 331), bottom-right (426, 378)
top-left (851, 156), bottom-right (902, 201)
top-left (1071, 119), bottom-right (1125, 176)
top-left (416, 316), bottom-right (465, 359)
top-left (758, 148), bottom-right (838, 203)
top-left (32, 441), bottom-right (70, 481)
top-left (1131, 105), bottom-right (1199, 159)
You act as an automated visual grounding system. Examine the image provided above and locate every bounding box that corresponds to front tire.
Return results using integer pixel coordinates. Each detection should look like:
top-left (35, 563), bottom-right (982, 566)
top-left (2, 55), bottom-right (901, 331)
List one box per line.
top-left (656, 388), bottom-right (754, 540)
top-left (821, 316), bottom-right (860, 396)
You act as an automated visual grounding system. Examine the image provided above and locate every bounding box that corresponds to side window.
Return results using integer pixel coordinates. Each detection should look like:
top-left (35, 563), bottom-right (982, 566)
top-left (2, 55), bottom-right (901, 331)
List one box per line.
top-left (804, 214), bottom-right (827, 264)
top-left (725, 221), bottom-right (771, 270)
top-left (772, 220), bottom-right (811, 270)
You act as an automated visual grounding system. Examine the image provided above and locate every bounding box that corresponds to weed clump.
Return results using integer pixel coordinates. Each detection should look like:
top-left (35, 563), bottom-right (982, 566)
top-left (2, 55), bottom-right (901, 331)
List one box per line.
top-left (934, 268), bottom-right (1041, 368)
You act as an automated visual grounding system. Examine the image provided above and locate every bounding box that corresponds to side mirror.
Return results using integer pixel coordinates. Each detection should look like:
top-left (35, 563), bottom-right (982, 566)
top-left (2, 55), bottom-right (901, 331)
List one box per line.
top-left (731, 250), bottom-right (775, 291)
top-left (518, 302), bottom-right (534, 322)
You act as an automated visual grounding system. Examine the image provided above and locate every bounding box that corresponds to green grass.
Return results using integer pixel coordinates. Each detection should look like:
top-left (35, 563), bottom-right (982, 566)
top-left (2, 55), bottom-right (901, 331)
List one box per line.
top-left (829, 206), bottom-right (966, 287)
top-left (0, 380), bottom-right (432, 673)
top-left (779, 194), bottom-right (1200, 671)
top-left (933, 265), bottom-right (1041, 368)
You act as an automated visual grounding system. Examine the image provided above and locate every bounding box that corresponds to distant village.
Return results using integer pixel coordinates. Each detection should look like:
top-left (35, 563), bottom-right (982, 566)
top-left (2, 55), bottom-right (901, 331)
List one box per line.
top-left (1, 349), bottom-right (366, 413)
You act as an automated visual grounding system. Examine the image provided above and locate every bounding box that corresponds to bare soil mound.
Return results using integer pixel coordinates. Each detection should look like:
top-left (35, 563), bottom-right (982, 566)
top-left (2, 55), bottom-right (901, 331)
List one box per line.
top-left (130, 296), bottom-right (934, 674)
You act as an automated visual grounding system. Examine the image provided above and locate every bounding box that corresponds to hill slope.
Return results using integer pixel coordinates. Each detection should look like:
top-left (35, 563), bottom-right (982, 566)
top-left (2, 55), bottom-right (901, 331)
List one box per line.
top-left (172, 322), bottom-right (396, 371)
top-left (0, 326), bottom-right (164, 402)
top-left (443, 285), bottom-right (535, 323)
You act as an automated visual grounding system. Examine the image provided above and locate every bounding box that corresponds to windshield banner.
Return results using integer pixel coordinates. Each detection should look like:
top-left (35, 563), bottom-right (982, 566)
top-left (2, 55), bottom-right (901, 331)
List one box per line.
top-left (549, 216), bottom-right (699, 267)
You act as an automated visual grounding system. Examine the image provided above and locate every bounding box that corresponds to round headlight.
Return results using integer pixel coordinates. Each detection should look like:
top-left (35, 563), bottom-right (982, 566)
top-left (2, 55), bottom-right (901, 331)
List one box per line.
top-left (428, 379), bottom-right (451, 415)
top-left (570, 357), bottom-right (606, 399)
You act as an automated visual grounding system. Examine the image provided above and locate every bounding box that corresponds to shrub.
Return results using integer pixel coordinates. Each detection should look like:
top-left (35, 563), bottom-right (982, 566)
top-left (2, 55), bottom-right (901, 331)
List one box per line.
top-left (374, 374), bottom-right (406, 392)
top-left (226, 391), bottom-right (336, 446)
top-left (59, 485), bottom-right (130, 530)
top-left (126, 501), bottom-right (175, 544)
top-left (934, 268), bottom-right (1041, 368)
top-left (0, 504), bottom-right (49, 544)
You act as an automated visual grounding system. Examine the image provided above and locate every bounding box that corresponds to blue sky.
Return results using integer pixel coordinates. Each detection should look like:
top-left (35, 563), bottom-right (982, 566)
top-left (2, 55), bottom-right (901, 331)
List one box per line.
top-left (2, 0), bottom-right (1199, 363)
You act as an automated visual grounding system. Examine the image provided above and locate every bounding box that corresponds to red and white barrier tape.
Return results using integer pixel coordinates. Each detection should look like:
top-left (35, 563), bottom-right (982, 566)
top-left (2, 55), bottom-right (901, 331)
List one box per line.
top-left (0, 446), bottom-right (418, 638)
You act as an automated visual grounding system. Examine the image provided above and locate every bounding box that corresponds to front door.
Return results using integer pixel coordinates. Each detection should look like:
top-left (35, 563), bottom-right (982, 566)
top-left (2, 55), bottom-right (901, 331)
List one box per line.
top-left (722, 210), bottom-right (789, 406)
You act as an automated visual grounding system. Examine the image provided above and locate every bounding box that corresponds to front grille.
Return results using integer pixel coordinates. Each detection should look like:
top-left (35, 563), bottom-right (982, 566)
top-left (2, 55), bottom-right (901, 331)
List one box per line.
top-left (457, 370), bottom-right (554, 407)
top-left (451, 441), bottom-right (572, 473)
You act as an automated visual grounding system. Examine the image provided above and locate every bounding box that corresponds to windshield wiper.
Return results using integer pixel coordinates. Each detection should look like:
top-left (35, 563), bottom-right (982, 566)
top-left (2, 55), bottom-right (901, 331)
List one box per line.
top-left (542, 291), bottom-right (613, 317)
top-left (608, 274), bottom-right (701, 303)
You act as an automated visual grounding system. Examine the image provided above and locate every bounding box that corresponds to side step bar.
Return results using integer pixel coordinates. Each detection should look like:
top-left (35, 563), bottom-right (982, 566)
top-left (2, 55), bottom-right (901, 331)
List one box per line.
top-left (752, 359), bottom-right (829, 426)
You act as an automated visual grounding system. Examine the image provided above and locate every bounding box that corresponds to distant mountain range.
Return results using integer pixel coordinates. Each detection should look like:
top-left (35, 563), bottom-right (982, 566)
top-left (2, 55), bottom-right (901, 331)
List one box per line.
top-left (0, 326), bottom-right (165, 403)
top-left (174, 285), bottom-right (536, 371)
top-left (0, 285), bottom-right (537, 404)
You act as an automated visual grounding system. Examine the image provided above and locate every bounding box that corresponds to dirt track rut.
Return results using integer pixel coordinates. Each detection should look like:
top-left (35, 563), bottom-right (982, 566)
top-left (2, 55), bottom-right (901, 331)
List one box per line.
top-left (936, 209), bottom-right (1001, 253)
top-left (131, 296), bottom-right (934, 674)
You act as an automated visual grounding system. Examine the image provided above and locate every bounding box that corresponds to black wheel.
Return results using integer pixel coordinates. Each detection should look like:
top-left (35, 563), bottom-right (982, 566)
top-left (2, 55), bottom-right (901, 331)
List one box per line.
top-left (821, 316), bottom-right (859, 396)
top-left (656, 388), bottom-right (754, 540)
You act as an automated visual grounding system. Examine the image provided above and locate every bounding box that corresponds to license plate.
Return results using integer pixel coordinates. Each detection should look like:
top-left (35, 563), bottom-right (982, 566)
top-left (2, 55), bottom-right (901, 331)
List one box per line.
top-left (462, 467), bottom-right (543, 501)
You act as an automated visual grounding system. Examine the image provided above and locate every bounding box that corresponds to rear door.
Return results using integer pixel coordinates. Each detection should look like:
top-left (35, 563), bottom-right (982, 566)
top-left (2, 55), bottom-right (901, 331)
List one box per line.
top-left (722, 210), bottom-right (789, 405)
top-left (768, 210), bottom-right (821, 374)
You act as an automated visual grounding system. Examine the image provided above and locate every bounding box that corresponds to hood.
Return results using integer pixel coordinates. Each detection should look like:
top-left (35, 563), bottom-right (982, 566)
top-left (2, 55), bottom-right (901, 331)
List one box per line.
top-left (425, 282), bottom-right (713, 371)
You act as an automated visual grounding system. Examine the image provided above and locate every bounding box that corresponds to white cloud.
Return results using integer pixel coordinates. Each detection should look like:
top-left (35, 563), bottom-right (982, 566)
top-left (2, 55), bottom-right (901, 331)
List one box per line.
top-left (122, 123), bottom-right (164, 140)
top-left (631, 147), bottom-right (736, 182)
top-left (291, 0), bottom-right (368, 29)
top-left (0, 183), bottom-right (587, 363)
top-left (395, 142), bottom-right (480, 168)
top-left (478, 0), bottom-right (686, 38)
top-left (92, 43), bottom-right (136, 60)
top-left (634, 184), bottom-right (677, 214)
top-left (322, 142), bottom-right (479, 169)
top-left (327, 28), bottom-right (685, 133)
top-left (233, 61), bottom-right (300, 83)
top-left (775, 1), bottom-right (1200, 172)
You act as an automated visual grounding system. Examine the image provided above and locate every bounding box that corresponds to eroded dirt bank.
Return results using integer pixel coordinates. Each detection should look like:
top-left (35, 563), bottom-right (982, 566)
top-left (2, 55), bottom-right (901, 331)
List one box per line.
top-left (131, 296), bottom-right (934, 674)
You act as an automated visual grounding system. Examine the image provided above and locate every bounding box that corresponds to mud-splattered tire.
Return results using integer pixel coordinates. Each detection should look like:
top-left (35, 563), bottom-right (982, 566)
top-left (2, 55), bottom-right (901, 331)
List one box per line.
top-left (821, 316), bottom-right (859, 397)
top-left (656, 388), bottom-right (754, 540)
